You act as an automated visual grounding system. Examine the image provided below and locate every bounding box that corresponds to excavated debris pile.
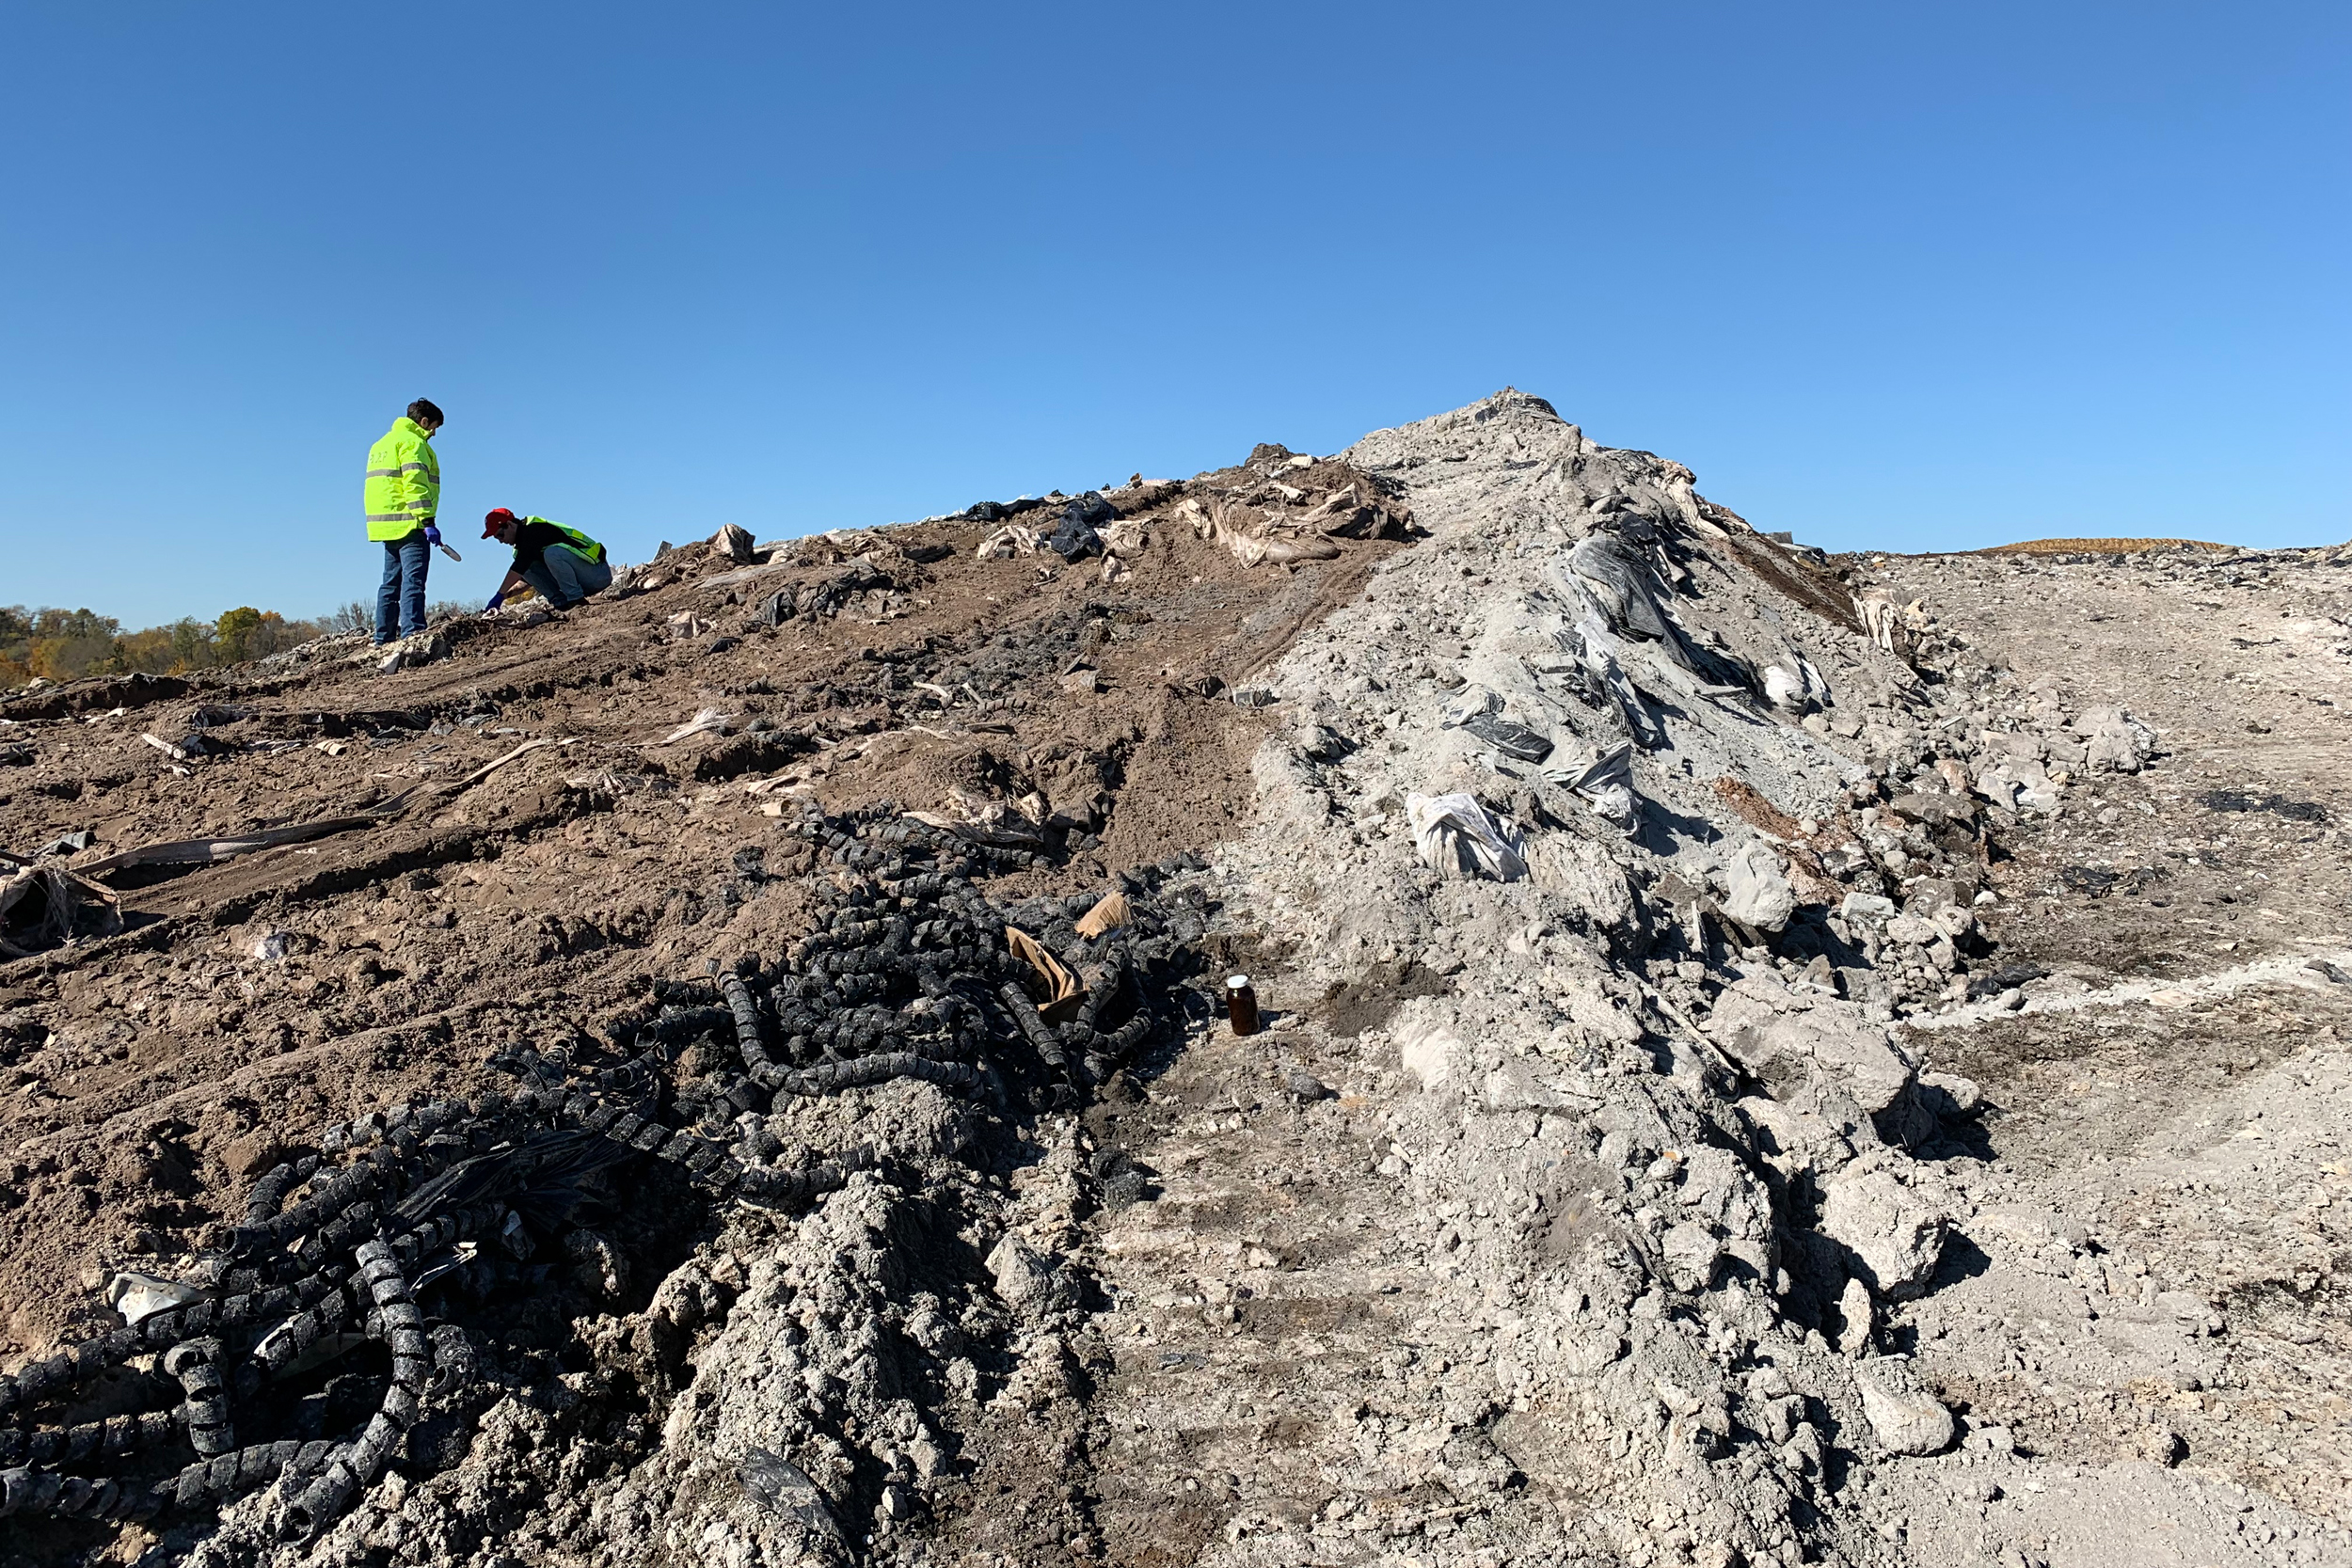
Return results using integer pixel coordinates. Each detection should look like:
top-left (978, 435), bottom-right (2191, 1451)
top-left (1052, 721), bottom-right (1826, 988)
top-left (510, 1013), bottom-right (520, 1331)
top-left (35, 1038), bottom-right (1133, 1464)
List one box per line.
top-left (1095, 390), bottom-right (2338, 1568)
top-left (7, 392), bottom-right (2346, 1568)
top-left (0, 806), bottom-right (1203, 1549)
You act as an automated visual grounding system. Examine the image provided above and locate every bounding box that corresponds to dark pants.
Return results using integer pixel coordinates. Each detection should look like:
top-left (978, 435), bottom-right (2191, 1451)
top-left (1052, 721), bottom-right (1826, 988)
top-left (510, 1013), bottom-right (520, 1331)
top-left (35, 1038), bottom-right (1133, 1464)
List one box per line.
top-left (375, 534), bottom-right (429, 642)
top-left (517, 544), bottom-right (613, 609)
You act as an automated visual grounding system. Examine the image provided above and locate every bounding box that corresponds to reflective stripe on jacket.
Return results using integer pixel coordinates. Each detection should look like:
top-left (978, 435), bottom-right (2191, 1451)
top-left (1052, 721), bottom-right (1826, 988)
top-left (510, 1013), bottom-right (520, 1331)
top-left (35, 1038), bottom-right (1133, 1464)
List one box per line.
top-left (362, 418), bottom-right (440, 542)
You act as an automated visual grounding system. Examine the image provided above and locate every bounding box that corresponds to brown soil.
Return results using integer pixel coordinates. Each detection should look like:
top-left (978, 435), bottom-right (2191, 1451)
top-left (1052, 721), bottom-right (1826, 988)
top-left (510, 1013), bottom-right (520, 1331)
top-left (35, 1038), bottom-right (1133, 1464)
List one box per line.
top-left (0, 466), bottom-right (1405, 1357)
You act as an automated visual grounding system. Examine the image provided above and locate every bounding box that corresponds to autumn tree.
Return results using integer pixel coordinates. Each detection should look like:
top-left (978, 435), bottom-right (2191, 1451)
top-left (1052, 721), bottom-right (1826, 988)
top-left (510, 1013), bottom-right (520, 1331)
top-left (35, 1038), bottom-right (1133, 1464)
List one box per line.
top-left (215, 607), bottom-right (264, 664)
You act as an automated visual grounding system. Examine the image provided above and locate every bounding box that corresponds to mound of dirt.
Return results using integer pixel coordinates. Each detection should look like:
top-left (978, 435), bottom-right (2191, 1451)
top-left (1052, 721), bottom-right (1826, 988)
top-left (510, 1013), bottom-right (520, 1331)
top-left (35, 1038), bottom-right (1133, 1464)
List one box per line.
top-left (1976, 538), bottom-right (2230, 557)
top-left (3, 395), bottom-right (2348, 1568)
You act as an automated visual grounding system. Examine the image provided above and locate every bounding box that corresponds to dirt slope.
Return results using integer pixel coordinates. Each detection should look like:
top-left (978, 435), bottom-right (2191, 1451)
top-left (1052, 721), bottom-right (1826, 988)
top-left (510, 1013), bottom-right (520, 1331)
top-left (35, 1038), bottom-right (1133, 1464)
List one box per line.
top-left (1, 398), bottom-right (2346, 1568)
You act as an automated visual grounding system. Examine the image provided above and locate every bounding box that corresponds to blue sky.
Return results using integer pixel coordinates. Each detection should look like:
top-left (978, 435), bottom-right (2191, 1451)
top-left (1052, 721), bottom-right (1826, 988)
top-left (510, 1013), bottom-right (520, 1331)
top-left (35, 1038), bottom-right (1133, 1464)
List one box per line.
top-left (2, 2), bottom-right (2344, 627)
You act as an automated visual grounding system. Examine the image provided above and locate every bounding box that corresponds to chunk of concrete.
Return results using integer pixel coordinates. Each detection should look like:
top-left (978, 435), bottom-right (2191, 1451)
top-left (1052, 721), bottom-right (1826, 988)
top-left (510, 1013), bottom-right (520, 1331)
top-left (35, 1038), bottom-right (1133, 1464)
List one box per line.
top-left (1839, 892), bottom-right (1897, 922)
top-left (1854, 1361), bottom-right (1956, 1455)
top-left (1723, 842), bottom-right (1795, 932)
top-left (1884, 913), bottom-right (1937, 946)
top-left (1736, 1095), bottom-right (1856, 1180)
top-left (1819, 1167), bottom-right (1947, 1300)
top-left (2077, 705), bottom-right (2154, 772)
top-left (987, 1237), bottom-right (1071, 1315)
top-left (1396, 1018), bottom-right (1466, 1088)
top-left (1661, 1222), bottom-right (1724, 1287)
top-left (1706, 978), bottom-right (1928, 1147)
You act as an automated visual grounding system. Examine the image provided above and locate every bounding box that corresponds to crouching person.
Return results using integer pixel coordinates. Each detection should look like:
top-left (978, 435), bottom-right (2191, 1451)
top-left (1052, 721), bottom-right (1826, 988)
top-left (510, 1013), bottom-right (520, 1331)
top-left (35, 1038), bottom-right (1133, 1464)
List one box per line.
top-left (482, 508), bottom-right (612, 611)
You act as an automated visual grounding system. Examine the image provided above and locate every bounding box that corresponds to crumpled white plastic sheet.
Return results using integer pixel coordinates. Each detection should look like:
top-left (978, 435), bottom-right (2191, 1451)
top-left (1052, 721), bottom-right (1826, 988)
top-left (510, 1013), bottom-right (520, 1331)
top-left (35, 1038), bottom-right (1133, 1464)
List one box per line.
top-left (974, 523), bottom-right (1042, 560)
top-left (106, 1272), bottom-right (203, 1327)
top-left (1758, 654), bottom-right (1831, 713)
top-left (1548, 741), bottom-right (1638, 833)
top-left (1406, 792), bottom-right (1529, 882)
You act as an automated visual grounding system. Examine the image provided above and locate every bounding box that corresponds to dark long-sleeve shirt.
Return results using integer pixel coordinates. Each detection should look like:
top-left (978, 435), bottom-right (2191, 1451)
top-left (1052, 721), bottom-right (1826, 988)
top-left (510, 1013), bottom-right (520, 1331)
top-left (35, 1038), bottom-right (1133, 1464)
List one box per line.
top-left (508, 518), bottom-right (576, 572)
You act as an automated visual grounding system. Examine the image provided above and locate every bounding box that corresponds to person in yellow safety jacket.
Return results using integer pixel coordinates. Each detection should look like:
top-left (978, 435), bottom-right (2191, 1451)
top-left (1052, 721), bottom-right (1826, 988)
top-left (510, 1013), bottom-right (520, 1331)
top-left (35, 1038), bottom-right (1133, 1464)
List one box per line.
top-left (363, 399), bottom-right (444, 645)
top-left (481, 509), bottom-right (613, 612)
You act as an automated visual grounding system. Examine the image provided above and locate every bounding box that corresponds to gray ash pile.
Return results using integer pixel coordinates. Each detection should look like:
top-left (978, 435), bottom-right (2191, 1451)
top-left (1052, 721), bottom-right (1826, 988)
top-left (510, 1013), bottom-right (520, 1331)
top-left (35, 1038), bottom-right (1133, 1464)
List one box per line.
top-left (0, 804), bottom-right (1209, 1550)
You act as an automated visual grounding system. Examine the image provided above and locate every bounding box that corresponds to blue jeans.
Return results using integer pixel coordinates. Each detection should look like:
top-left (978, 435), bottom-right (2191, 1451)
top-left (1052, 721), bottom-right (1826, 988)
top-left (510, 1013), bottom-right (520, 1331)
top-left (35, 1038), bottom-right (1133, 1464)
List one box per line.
top-left (375, 534), bottom-right (430, 642)
top-left (518, 545), bottom-right (612, 609)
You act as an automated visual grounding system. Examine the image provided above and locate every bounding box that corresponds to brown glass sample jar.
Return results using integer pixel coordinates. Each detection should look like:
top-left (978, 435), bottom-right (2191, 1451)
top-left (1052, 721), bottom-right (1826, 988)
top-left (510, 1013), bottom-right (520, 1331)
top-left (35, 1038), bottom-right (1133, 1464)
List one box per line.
top-left (1226, 974), bottom-right (1260, 1037)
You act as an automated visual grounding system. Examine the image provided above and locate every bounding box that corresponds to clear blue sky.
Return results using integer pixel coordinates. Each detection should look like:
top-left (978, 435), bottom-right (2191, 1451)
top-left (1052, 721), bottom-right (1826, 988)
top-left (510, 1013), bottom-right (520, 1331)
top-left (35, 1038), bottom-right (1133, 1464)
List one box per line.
top-left (2, 2), bottom-right (2344, 628)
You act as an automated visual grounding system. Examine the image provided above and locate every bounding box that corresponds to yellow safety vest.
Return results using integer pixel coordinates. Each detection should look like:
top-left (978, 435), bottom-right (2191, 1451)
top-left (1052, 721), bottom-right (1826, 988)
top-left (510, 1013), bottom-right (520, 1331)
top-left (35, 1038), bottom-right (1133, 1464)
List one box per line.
top-left (518, 517), bottom-right (607, 564)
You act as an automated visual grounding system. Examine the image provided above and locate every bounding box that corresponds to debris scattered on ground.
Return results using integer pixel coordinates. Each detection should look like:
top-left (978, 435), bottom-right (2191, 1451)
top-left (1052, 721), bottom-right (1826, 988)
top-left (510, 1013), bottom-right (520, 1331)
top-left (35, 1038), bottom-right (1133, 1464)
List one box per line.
top-left (0, 862), bottom-right (119, 958)
top-left (3, 391), bottom-right (2348, 1568)
top-left (1405, 790), bottom-right (1529, 881)
top-left (657, 708), bottom-right (733, 746)
top-left (709, 523), bottom-right (757, 564)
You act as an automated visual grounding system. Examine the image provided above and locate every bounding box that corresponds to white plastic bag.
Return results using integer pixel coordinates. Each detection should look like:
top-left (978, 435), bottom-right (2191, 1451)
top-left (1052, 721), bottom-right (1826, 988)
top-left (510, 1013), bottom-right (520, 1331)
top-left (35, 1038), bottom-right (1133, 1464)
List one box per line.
top-left (1406, 792), bottom-right (1529, 882)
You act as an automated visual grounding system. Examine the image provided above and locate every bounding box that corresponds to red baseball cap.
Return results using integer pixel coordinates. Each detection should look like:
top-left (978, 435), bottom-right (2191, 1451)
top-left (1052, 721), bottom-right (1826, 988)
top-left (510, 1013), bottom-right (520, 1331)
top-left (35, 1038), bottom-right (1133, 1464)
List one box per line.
top-left (482, 507), bottom-right (517, 538)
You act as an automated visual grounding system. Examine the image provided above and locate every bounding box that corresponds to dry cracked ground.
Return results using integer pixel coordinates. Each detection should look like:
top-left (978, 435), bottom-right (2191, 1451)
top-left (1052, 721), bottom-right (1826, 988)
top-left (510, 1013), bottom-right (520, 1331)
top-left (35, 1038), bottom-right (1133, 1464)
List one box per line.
top-left (1, 391), bottom-right (2347, 1568)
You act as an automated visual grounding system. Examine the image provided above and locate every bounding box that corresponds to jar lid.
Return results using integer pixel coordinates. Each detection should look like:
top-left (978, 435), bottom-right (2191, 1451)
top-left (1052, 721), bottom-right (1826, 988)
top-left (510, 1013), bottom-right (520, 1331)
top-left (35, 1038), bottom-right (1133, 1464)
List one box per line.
top-left (1226, 974), bottom-right (1251, 990)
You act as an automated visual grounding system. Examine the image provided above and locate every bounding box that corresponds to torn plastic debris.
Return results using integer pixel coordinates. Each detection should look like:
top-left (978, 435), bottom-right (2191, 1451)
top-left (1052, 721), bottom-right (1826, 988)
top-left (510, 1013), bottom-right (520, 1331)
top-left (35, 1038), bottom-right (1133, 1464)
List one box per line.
top-left (1560, 531), bottom-right (1749, 687)
top-left (1762, 665), bottom-right (1803, 711)
top-left (1005, 925), bottom-right (1086, 1023)
top-left (0, 863), bottom-right (122, 958)
top-left (657, 708), bottom-right (735, 746)
top-left (1073, 890), bottom-right (1131, 940)
top-left (1854, 594), bottom-right (1927, 661)
top-left (1179, 497), bottom-right (1344, 568)
top-left (1296, 479), bottom-right (1413, 540)
top-left (105, 1272), bottom-right (204, 1327)
top-left (1049, 514), bottom-right (1102, 561)
top-left (1459, 711), bottom-right (1552, 763)
top-left (70, 800), bottom-right (414, 876)
top-left (1557, 615), bottom-right (1664, 749)
top-left (1406, 792), bottom-right (1529, 882)
top-left (1047, 494), bottom-right (1114, 561)
top-left (1566, 531), bottom-right (1676, 641)
top-left (1438, 681), bottom-right (1552, 760)
top-left (249, 1325), bottom-right (373, 1381)
top-left (945, 786), bottom-right (1049, 842)
top-left (1443, 686), bottom-right (1501, 723)
top-left (1098, 515), bottom-right (1148, 583)
top-left (1548, 741), bottom-right (1638, 832)
top-left (899, 809), bottom-right (1043, 851)
top-left (709, 523), bottom-right (757, 563)
top-left (974, 523), bottom-right (1043, 560)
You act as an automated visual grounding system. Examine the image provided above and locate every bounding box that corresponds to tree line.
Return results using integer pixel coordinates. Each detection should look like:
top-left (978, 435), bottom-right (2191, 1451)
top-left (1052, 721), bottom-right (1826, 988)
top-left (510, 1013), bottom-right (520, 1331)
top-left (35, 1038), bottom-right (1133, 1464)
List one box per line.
top-left (0, 599), bottom-right (469, 689)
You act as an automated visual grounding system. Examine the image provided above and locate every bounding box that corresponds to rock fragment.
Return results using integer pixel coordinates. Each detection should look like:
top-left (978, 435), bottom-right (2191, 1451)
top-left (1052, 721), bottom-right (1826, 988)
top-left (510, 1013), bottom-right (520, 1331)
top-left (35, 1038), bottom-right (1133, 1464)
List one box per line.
top-left (1854, 1361), bottom-right (1956, 1455)
top-left (1819, 1165), bottom-right (1947, 1300)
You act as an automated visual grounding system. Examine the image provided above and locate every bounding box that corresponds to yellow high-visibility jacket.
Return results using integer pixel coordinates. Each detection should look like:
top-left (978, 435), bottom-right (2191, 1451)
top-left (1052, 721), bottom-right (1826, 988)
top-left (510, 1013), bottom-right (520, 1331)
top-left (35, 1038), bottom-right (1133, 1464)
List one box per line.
top-left (363, 418), bottom-right (439, 541)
